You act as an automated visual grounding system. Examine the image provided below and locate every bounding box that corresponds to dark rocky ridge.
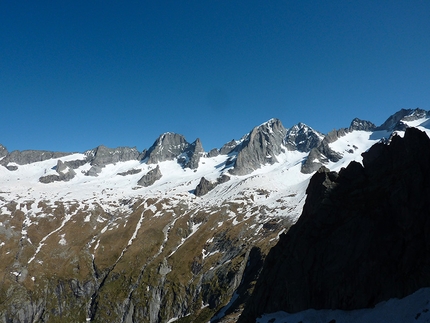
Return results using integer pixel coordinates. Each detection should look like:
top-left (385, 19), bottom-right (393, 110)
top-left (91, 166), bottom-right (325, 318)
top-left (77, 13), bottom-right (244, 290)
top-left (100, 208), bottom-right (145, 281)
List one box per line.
top-left (240, 127), bottom-right (430, 321)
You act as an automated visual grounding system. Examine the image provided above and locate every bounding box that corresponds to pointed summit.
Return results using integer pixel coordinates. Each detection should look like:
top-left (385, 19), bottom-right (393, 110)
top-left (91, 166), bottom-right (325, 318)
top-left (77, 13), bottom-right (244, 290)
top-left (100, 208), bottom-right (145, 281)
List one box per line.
top-left (284, 123), bottom-right (324, 152)
top-left (145, 133), bottom-right (188, 164)
top-left (229, 118), bottom-right (287, 175)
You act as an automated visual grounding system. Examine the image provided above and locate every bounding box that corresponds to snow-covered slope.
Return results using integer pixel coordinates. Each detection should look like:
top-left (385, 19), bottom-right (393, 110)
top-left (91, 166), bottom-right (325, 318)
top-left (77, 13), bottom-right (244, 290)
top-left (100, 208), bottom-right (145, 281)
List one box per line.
top-left (0, 108), bottom-right (429, 322)
top-left (258, 287), bottom-right (430, 323)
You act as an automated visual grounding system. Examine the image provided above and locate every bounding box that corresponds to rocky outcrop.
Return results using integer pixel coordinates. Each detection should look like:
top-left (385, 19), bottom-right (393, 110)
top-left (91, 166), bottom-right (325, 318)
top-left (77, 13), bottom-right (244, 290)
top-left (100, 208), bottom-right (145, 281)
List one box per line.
top-left (349, 118), bottom-right (376, 131)
top-left (0, 150), bottom-right (71, 167)
top-left (301, 139), bottom-right (342, 174)
top-left (84, 145), bottom-right (140, 177)
top-left (86, 145), bottom-right (140, 167)
top-left (117, 168), bottom-right (142, 176)
top-left (144, 133), bottom-right (204, 169)
top-left (284, 123), bottom-right (323, 152)
top-left (207, 148), bottom-right (220, 158)
top-left (195, 177), bottom-right (216, 196)
top-left (0, 144), bottom-right (7, 159)
top-left (240, 127), bottom-right (430, 321)
top-left (194, 175), bottom-right (231, 196)
top-left (219, 140), bottom-right (239, 155)
top-left (137, 165), bottom-right (162, 186)
top-left (180, 138), bottom-right (204, 169)
top-left (63, 159), bottom-right (87, 169)
top-left (229, 119), bottom-right (287, 176)
top-left (39, 160), bottom-right (76, 183)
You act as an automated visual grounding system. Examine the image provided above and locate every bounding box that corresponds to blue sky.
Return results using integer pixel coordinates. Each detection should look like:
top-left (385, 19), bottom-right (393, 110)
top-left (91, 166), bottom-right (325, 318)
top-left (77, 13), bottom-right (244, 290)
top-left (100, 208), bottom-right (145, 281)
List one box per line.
top-left (1, 1), bottom-right (429, 152)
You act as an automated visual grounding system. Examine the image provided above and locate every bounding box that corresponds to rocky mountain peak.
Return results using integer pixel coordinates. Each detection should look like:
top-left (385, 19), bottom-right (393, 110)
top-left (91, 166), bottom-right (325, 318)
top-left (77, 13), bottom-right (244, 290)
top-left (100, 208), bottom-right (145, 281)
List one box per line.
top-left (348, 118), bottom-right (376, 131)
top-left (375, 108), bottom-right (428, 131)
top-left (284, 122), bottom-right (324, 152)
top-left (229, 118), bottom-right (287, 175)
top-left (145, 133), bottom-right (189, 164)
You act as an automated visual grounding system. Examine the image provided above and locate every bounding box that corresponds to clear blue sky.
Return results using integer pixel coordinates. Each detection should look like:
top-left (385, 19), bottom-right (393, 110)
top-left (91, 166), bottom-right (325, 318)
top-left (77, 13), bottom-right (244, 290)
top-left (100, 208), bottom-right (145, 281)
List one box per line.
top-left (1, 1), bottom-right (429, 152)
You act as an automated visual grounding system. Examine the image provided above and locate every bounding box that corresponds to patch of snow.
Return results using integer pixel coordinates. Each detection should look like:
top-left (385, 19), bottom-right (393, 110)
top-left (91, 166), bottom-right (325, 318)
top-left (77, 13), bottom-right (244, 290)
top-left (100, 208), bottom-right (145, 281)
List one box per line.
top-left (59, 234), bottom-right (67, 245)
top-left (257, 287), bottom-right (430, 323)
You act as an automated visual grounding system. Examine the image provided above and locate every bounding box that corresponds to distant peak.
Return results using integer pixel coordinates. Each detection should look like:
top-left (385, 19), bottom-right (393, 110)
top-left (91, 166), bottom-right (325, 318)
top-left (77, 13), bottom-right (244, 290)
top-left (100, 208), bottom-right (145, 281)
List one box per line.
top-left (376, 108), bottom-right (429, 131)
top-left (349, 118), bottom-right (376, 131)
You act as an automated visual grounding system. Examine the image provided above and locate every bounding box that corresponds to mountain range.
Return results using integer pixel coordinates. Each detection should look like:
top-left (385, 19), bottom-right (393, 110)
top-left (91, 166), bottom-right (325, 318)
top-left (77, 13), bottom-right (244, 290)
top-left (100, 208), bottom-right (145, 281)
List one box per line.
top-left (1, 108), bottom-right (430, 322)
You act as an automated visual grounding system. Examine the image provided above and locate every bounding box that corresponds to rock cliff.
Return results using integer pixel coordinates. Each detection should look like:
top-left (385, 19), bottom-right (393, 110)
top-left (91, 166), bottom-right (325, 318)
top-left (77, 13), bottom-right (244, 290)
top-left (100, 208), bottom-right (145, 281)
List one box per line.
top-left (240, 127), bottom-right (430, 321)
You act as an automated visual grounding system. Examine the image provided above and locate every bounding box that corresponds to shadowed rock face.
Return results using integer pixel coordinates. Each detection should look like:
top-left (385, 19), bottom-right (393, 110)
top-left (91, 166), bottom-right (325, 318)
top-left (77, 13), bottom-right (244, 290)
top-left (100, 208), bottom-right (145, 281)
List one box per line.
top-left (240, 127), bottom-right (430, 321)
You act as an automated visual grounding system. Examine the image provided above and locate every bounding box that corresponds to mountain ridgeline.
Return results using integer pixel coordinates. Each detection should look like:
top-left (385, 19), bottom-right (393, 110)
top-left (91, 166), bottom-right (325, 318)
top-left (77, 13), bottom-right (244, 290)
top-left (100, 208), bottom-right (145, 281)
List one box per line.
top-left (0, 108), bottom-right (430, 323)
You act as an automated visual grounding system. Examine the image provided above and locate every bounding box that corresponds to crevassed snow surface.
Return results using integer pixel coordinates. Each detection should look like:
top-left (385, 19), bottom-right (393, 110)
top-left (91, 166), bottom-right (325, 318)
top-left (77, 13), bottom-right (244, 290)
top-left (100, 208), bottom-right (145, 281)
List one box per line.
top-left (257, 287), bottom-right (430, 323)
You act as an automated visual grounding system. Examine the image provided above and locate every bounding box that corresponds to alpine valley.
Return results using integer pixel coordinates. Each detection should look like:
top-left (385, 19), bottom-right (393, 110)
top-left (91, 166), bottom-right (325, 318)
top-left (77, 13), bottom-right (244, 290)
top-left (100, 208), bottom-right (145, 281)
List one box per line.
top-left (1, 108), bottom-right (430, 323)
